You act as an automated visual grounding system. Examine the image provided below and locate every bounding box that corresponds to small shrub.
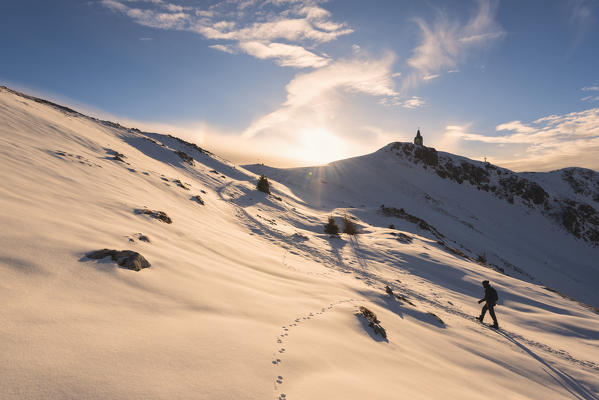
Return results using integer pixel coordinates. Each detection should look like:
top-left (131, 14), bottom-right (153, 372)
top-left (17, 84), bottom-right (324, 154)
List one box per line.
top-left (342, 215), bottom-right (359, 235)
top-left (388, 224), bottom-right (395, 229)
top-left (256, 175), bottom-right (271, 194)
top-left (477, 252), bottom-right (487, 264)
top-left (324, 216), bottom-right (339, 235)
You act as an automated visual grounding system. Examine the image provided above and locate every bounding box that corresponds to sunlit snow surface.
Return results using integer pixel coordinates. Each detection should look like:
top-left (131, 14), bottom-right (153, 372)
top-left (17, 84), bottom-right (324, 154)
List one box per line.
top-left (1, 87), bottom-right (598, 400)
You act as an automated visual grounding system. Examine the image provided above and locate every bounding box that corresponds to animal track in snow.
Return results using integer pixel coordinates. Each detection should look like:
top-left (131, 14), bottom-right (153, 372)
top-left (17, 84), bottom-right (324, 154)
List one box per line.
top-left (271, 298), bottom-right (364, 399)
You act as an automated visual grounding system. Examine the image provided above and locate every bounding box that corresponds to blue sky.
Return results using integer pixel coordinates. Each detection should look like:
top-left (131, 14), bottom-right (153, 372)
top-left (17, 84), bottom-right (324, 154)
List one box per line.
top-left (1, 0), bottom-right (598, 170)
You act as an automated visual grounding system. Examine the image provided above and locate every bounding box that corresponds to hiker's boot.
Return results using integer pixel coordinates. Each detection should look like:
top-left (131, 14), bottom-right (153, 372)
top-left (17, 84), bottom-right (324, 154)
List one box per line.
top-left (491, 323), bottom-right (499, 329)
top-left (477, 316), bottom-right (483, 322)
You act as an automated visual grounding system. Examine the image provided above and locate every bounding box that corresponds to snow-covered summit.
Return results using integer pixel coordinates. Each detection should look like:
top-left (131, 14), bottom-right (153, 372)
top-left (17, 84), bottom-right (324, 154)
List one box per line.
top-left (245, 141), bottom-right (599, 306)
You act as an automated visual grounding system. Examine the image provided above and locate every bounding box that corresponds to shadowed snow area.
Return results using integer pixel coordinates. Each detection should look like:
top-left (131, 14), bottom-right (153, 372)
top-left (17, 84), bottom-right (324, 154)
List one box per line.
top-left (1, 86), bottom-right (598, 400)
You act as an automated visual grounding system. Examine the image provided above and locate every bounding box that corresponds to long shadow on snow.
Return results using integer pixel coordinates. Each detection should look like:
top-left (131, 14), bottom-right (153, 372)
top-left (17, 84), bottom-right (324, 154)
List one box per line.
top-left (377, 293), bottom-right (446, 329)
top-left (327, 236), bottom-right (348, 270)
top-left (496, 330), bottom-right (599, 400)
top-left (227, 186), bottom-right (286, 212)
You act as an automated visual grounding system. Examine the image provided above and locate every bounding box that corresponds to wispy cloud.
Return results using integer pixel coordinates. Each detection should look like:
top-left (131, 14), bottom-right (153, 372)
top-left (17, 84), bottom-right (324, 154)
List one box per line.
top-left (101, 0), bottom-right (350, 69)
top-left (238, 41), bottom-right (330, 68)
top-left (401, 96), bottom-right (426, 109)
top-left (582, 85), bottom-right (599, 91)
top-left (404, 0), bottom-right (503, 88)
top-left (209, 44), bottom-right (236, 54)
top-left (445, 108), bottom-right (599, 171)
top-left (568, 0), bottom-right (597, 44)
top-left (243, 54), bottom-right (398, 138)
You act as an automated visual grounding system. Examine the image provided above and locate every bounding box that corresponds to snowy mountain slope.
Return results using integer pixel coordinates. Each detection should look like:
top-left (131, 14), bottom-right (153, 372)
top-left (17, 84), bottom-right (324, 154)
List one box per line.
top-left (245, 143), bottom-right (599, 308)
top-left (1, 86), bottom-right (598, 400)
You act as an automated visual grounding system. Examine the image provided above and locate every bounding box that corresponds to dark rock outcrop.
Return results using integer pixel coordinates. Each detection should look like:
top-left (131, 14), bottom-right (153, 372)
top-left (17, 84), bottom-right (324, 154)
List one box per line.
top-left (174, 150), bottom-right (194, 166)
top-left (358, 306), bottom-right (387, 339)
top-left (562, 168), bottom-right (599, 202)
top-left (556, 199), bottom-right (599, 244)
top-left (192, 195), bottom-right (205, 205)
top-left (86, 249), bottom-right (151, 271)
top-left (134, 208), bottom-right (172, 224)
top-left (381, 142), bottom-right (599, 246)
top-left (390, 142), bottom-right (438, 166)
top-left (379, 205), bottom-right (444, 239)
top-left (173, 179), bottom-right (190, 190)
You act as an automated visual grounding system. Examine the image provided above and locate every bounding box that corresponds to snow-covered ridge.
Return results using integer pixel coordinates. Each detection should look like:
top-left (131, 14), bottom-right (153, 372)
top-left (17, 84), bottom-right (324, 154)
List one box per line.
top-left (378, 142), bottom-right (599, 246)
top-left (245, 142), bottom-right (599, 307)
top-left (2, 86), bottom-right (599, 399)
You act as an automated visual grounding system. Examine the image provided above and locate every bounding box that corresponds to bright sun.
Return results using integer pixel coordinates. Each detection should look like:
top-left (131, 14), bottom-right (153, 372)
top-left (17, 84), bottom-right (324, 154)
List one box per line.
top-left (295, 128), bottom-right (347, 165)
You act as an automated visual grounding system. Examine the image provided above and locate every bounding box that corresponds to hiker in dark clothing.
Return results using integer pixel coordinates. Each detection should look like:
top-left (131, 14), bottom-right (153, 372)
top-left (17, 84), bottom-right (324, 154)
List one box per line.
top-left (478, 280), bottom-right (499, 328)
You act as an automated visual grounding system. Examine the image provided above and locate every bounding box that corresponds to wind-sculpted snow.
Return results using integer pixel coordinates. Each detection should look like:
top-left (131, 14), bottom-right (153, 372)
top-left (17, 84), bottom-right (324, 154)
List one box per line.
top-left (2, 86), bottom-right (599, 399)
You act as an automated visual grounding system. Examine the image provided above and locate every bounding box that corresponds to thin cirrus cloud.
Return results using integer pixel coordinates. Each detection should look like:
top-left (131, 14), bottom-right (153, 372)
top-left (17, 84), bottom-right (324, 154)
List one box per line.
top-left (100, 0), bottom-right (350, 69)
top-left (404, 0), bottom-right (504, 89)
top-left (445, 108), bottom-right (599, 171)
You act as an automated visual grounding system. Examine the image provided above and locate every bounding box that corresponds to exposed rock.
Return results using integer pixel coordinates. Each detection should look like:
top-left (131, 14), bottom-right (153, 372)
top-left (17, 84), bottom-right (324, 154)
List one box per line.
top-left (436, 241), bottom-right (471, 260)
top-left (173, 179), bottom-right (190, 190)
top-left (562, 168), bottom-right (599, 201)
top-left (358, 306), bottom-right (387, 339)
top-left (106, 149), bottom-right (126, 162)
top-left (134, 208), bottom-right (172, 224)
top-left (390, 142), bottom-right (438, 166)
top-left (174, 150), bottom-right (194, 165)
top-left (86, 249), bottom-right (151, 271)
top-left (385, 285), bottom-right (394, 296)
top-left (379, 206), bottom-right (444, 239)
top-left (555, 199), bottom-right (599, 245)
top-left (396, 233), bottom-right (413, 243)
top-left (395, 293), bottom-right (415, 306)
top-left (192, 195), bottom-right (205, 205)
top-left (167, 134), bottom-right (213, 155)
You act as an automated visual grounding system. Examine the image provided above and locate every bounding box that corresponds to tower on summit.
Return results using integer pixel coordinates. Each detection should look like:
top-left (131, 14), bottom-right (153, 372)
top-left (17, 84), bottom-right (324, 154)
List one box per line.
top-left (414, 129), bottom-right (423, 146)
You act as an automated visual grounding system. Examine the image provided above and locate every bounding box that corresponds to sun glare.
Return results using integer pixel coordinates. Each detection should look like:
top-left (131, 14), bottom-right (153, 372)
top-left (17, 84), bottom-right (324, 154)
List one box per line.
top-left (295, 128), bottom-right (347, 165)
